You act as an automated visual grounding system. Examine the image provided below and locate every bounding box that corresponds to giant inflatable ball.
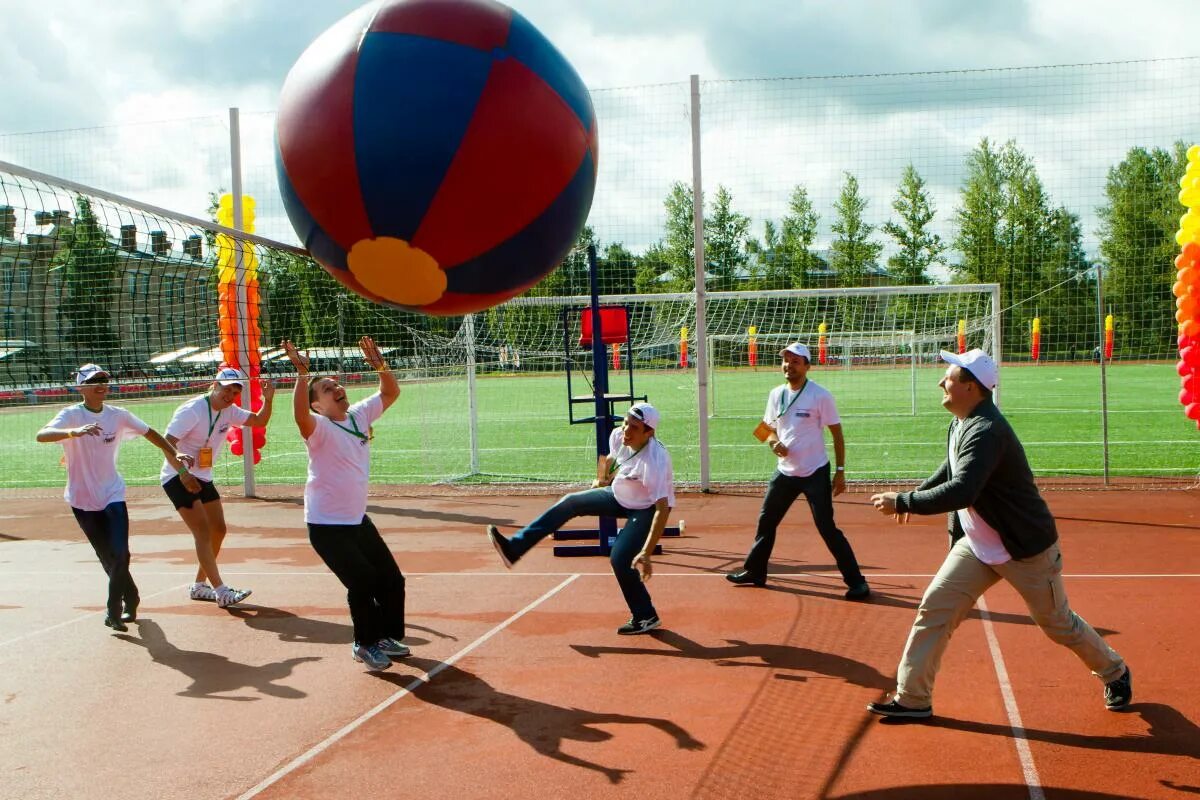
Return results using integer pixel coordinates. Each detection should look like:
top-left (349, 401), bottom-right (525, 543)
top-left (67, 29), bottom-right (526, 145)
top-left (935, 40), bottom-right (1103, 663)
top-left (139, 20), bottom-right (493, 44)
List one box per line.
top-left (276, 0), bottom-right (597, 315)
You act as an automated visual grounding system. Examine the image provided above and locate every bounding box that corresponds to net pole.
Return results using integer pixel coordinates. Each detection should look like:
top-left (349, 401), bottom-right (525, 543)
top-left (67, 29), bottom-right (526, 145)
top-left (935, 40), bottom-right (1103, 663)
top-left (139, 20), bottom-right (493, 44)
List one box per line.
top-left (990, 283), bottom-right (1003, 408)
top-left (1095, 263), bottom-right (1111, 485)
top-left (910, 331), bottom-right (917, 416)
top-left (229, 107), bottom-right (256, 498)
top-left (691, 74), bottom-right (711, 490)
top-left (465, 313), bottom-right (480, 475)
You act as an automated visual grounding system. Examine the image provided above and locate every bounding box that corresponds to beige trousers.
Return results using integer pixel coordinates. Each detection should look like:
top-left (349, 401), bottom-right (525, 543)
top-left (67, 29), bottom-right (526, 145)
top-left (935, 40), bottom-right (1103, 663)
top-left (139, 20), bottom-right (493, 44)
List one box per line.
top-left (896, 537), bottom-right (1125, 708)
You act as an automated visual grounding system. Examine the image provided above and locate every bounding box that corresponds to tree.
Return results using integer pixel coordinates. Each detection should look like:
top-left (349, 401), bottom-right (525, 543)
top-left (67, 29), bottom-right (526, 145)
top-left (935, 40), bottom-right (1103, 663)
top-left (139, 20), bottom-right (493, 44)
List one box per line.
top-left (705, 185), bottom-right (750, 291)
top-left (51, 195), bottom-right (121, 357)
top-left (599, 241), bottom-right (638, 295)
top-left (662, 181), bottom-right (697, 290)
top-left (882, 165), bottom-right (944, 284)
top-left (829, 172), bottom-right (883, 287)
top-left (779, 185), bottom-right (820, 289)
top-left (1097, 142), bottom-right (1188, 357)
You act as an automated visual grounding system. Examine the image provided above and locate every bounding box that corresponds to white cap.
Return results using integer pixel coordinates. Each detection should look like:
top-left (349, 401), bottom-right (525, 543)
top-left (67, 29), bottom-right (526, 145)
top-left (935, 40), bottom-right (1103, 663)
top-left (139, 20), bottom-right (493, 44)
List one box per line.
top-left (76, 363), bottom-right (110, 384)
top-left (214, 366), bottom-right (249, 387)
top-left (780, 342), bottom-right (812, 362)
top-left (940, 349), bottom-right (999, 391)
top-left (627, 402), bottom-right (660, 431)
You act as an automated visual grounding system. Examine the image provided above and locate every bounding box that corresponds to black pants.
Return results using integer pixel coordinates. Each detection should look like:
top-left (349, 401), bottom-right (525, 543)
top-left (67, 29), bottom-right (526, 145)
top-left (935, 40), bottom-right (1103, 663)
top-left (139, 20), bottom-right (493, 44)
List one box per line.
top-left (72, 502), bottom-right (139, 619)
top-left (742, 464), bottom-right (865, 587)
top-left (308, 515), bottom-right (405, 646)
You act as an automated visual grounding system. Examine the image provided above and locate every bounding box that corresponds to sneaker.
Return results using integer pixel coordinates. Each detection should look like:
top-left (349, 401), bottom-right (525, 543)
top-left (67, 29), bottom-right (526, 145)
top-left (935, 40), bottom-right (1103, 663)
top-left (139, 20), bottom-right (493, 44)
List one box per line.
top-left (726, 570), bottom-right (767, 587)
top-left (487, 524), bottom-right (515, 569)
top-left (215, 586), bottom-right (252, 608)
top-left (867, 698), bottom-right (933, 719)
top-left (1104, 666), bottom-right (1132, 711)
top-left (189, 583), bottom-right (217, 602)
top-left (352, 642), bottom-right (392, 671)
top-left (616, 615), bottom-right (662, 635)
top-left (120, 600), bottom-right (139, 623)
top-left (104, 615), bottom-right (128, 633)
top-left (844, 581), bottom-right (871, 601)
top-left (376, 637), bottom-right (411, 658)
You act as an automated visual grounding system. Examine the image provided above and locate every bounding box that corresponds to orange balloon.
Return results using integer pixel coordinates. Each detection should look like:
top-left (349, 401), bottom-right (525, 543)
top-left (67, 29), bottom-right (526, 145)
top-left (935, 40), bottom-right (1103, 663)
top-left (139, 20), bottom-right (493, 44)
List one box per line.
top-left (1174, 280), bottom-right (1188, 298)
top-left (1183, 319), bottom-right (1200, 338)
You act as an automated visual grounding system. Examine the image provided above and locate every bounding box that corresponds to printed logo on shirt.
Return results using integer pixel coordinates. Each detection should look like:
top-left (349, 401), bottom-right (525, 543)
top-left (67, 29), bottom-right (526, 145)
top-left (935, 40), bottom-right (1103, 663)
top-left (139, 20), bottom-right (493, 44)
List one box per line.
top-left (103, 435), bottom-right (116, 444)
top-left (793, 411), bottom-right (811, 418)
top-left (218, 425), bottom-right (230, 434)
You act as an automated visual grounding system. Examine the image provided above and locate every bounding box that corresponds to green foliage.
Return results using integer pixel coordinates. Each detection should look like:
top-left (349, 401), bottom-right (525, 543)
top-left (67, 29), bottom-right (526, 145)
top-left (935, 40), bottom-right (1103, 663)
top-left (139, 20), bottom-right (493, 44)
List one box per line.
top-left (829, 172), bottom-right (883, 287)
top-left (882, 165), bottom-right (944, 284)
top-left (51, 195), bottom-right (121, 356)
top-left (1097, 142), bottom-right (1188, 355)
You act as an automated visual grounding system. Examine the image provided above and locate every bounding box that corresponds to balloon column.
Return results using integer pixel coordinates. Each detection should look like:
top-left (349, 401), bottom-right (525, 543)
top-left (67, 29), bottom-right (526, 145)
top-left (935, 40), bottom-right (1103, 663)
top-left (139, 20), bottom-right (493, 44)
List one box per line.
top-left (1175, 144), bottom-right (1200, 429)
top-left (957, 319), bottom-right (967, 354)
top-left (1031, 317), bottom-right (1041, 362)
top-left (215, 194), bottom-right (267, 463)
top-left (818, 322), bottom-right (828, 365)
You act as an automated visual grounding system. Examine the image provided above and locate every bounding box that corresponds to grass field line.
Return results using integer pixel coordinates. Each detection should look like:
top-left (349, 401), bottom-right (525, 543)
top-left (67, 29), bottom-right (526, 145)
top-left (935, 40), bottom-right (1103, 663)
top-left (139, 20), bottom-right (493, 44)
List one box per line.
top-left (235, 573), bottom-right (581, 800)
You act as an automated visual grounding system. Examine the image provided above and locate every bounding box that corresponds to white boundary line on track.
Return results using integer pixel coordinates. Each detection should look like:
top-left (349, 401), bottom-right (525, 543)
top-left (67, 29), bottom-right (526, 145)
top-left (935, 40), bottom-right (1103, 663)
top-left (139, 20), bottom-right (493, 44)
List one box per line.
top-left (3, 570), bottom-right (1199, 578)
top-left (977, 596), bottom-right (1045, 800)
top-left (0, 581), bottom-right (190, 650)
top-left (234, 573), bottom-right (581, 800)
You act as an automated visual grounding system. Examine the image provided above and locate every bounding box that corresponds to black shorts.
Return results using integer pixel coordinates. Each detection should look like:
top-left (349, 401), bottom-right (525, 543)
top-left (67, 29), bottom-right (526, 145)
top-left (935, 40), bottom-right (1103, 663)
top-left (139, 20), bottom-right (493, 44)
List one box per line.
top-left (162, 475), bottom-right (220, 509)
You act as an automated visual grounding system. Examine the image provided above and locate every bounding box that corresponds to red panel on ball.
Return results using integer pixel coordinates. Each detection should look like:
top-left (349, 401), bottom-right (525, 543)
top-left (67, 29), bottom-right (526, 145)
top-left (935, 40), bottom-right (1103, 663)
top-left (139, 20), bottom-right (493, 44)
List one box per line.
top-left (371, 0), bottom-right (512, 51)
top-left (413, 56), bottom-right (589, 267)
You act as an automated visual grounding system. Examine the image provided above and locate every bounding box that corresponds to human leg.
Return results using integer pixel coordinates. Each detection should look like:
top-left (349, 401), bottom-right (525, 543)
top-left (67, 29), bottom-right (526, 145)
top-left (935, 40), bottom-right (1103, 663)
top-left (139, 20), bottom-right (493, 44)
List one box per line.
top-left (996, 543), bottom-right (1126, 684)
top-left (739, 471), bottom-right (803, 579)
top-left (354, 515), bottom-right (407, 645)
top-left (608, 506), bottom-right (658, 623)
top-left (195, 497), bottom-right (230, 585)
top-left (100, 502), bottom-right (139, 616)
top-left (894, 538), bottom-right (1000, 709)
top-left (72, 507), bottom-right (124, 621)
top-left (309, 522), bottom-right (391, 646)
top-left (799, 464), bottom-right (867, 590)
top-left (505, 488), bottom-right (624, 561)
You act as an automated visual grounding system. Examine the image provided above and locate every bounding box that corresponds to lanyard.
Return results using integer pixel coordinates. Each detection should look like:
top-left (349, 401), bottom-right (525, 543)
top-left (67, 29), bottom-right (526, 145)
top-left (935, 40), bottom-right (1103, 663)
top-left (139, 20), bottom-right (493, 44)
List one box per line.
top-left (330, 413), bottom-right (369, 441)
top-left (205, 397), bottom-right (222, 442)
top-left (608, 442), bottom-right (648, 475)
top-left (777, 380), bottom-right (808, 419)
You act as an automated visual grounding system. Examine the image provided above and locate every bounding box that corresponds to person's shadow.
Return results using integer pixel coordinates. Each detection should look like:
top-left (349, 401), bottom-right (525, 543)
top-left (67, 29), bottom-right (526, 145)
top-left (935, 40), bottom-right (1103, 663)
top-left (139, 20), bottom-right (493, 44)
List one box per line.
top-left (922, 702), bottom-right (1200, 760)
top-left (572, 629), bottom-right (894, 690)
top-left (377, 656), bottom-right (705, 784)
top-left (116, 619), bottom-right (320, 701)
top-left (226, 605), bottom-right (459, 647)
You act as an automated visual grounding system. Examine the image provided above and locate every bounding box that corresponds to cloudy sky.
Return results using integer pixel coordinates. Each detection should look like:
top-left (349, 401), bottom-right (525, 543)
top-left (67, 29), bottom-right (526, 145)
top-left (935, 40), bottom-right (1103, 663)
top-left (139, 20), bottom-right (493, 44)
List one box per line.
top-left (1, 0), bottom-right (1198, 261)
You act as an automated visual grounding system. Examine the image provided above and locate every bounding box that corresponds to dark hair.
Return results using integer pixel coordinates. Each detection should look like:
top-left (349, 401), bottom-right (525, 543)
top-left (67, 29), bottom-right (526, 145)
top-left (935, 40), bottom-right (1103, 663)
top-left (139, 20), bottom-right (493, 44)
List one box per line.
top-left (958, 367), bottom-right (993, 398)
top-left (307, 375), bottom-right (324, 406)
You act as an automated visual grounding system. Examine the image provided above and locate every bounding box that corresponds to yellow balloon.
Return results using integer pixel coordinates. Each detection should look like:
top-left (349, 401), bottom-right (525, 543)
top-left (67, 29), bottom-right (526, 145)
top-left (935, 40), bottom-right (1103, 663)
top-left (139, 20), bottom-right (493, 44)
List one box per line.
top-left (1189, 143), bottom-right (1200, 161)
top-left (1183, 212), bottom-right (1200, 235)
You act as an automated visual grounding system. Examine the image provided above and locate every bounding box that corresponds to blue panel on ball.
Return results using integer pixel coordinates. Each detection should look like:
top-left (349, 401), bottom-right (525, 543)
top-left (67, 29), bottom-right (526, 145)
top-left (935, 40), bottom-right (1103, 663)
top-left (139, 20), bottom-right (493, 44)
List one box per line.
top-left (354, 32), bottom-right (493, 241)
top-left (444, 149), bottom-right (596, 294)
top-left (503, 13), bottom-right (593, 129)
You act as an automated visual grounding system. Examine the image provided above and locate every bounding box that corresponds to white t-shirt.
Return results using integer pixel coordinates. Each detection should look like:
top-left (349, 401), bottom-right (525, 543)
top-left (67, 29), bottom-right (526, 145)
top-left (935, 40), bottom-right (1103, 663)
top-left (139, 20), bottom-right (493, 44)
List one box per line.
top-left (159, 394), bottom-right (253, 484)
top-left (47, 403), bottom-right (150, 511)
top-left (607, 427), bottom-right (675, 511)
top-left (304, 394), bottom-right (384, 525)
top-left (949, 421), bottom-right (1011, 565)
top-left (764, 380), bottom-right (840, 478)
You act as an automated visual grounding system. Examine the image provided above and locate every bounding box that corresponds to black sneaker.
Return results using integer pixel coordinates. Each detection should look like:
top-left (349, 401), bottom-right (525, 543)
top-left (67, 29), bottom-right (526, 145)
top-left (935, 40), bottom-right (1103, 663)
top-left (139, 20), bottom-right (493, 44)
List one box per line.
top-left (867, 699), bottom-right (932, 719)
top-left (1104, 666), bottom-right (1132, 711)
top-left (617, 615), bottom-right (661, 635)
top-left (486, 525), bottom-right (515, 569)
top-left (121, 600), bottom-right (139, 623)
top-left (844, 581), bottom-right (871, 601)
top-left (104, 615), bottom-right (128, 633)
top-left (725, 570), bottom-right (766, 587)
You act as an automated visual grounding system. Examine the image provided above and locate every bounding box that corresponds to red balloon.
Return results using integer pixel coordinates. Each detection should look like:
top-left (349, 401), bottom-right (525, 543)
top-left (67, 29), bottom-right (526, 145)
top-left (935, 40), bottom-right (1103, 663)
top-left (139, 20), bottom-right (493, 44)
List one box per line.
top-left (1179, 360), bottom-right (1194, 377)
top-left (252, 427), bottom-right (266, 447)
top-left (1183, 387), bottom-right (1196, 405)
top-left (230, 440), bottom-right (243, 456)
top-left (252, 449), bottom-right (262, 465)
top-left (1183, 346), bottom-right (1200, 369)
top-left (1186, 402), bottom-right (1200, 421)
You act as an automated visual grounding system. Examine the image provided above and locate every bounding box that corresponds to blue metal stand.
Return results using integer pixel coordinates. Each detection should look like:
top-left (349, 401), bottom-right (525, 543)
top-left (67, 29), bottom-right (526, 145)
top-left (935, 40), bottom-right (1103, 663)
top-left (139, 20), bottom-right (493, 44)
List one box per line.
top-left (553, 245), bottom-right (680, 557)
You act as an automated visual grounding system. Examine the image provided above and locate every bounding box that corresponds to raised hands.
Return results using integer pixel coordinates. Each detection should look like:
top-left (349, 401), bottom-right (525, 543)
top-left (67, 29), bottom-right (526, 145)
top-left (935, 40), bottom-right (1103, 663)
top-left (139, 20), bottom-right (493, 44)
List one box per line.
top-left (280, 340), bottom-right (310, 374)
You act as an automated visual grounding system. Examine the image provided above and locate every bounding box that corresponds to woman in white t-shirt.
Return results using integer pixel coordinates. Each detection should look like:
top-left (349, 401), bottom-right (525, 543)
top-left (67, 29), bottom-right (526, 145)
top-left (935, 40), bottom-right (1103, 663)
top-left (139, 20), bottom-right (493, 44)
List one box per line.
top-left (282, 336), bottom-right (406, 673)
top-left (37, 364), bottom-right (191, 633)
top-left (159, 367), bottom-right (274, 609)
top-left (487, 403), bottom-right (675, 636)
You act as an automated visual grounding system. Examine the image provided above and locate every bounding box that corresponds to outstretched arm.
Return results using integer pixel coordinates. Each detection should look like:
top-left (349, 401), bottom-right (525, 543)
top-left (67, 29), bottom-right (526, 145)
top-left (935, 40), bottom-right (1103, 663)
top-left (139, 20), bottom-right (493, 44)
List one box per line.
top-left (281, 340), bottom-right (316, 439)
top-left (359, 335), bottom-right (399, 412)
top-left (143, 427), bottom-right (192, 473)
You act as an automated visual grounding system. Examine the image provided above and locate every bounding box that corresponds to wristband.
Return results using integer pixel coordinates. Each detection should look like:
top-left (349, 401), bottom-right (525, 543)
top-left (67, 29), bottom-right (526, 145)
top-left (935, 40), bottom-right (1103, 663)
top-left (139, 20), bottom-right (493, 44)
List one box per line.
top-left (376, 365), bottom-right (390, 373)
top-left (177, 464), bottom-right (189, 476)
top-left (835, 466), bottom-right (845, 472)
top-left (67, 430), bottom-right (76, 439)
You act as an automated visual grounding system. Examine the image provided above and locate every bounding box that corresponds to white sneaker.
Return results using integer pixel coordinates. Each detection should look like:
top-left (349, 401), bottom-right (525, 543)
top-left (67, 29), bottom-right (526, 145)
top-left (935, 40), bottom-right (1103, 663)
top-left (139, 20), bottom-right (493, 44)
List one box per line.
top-left (376, 637), bottom-right (411, 658)
top-left (189, 583), bottom-right (217, 602)
top-left (216, 586), bottom-right (252, 608)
